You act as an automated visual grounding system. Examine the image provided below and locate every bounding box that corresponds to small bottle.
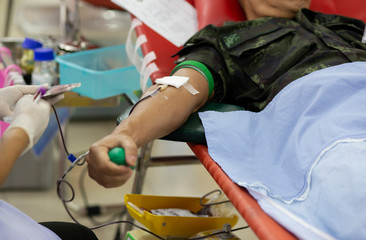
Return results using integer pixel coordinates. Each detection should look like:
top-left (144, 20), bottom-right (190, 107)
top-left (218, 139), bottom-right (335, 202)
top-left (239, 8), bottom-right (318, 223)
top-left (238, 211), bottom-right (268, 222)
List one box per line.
top-left (0, 47), bottom-right (26, 86)
top-left (32, 48), bottom-right (57, 86)
top-left (20, 37), bottom-right (43, 75)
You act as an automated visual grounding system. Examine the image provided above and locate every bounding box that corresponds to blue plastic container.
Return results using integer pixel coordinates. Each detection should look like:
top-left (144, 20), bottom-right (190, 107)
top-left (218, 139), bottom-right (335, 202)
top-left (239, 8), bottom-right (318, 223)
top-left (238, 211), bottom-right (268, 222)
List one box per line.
top-left (56, 45), bottom-right (140, 99)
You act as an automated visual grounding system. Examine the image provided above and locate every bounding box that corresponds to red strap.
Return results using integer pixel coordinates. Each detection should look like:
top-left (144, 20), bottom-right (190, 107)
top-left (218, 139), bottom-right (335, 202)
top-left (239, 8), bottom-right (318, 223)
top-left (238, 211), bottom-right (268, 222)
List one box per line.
top-left (188, 143), bottom-right (297, 240)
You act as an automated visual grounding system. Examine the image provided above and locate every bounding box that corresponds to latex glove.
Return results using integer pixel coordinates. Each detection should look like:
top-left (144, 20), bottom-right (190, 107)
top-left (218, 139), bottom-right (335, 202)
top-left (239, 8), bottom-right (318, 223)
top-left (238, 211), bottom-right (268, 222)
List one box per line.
top-left (0, 85), bottom-right (45, 119)
top-left (5, 95), bottom-right (51, 152)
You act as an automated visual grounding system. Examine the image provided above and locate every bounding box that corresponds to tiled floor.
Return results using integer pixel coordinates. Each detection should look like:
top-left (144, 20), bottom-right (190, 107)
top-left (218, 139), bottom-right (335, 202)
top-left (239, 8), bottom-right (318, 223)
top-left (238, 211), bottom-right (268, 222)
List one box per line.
top-left (0, 1), bottom-right (258, 239)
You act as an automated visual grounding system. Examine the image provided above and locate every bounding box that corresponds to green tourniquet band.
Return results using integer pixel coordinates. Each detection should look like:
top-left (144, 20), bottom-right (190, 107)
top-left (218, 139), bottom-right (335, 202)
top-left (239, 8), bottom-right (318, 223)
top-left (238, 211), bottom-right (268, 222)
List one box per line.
top-left (171, 60), bottom-right (214, 97)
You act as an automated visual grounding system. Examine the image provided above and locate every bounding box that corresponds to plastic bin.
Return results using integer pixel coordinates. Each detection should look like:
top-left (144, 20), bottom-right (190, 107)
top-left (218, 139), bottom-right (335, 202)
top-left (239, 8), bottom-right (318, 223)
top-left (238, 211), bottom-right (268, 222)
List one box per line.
top-left (56, 45), bottom-right (140, 99)
top-left (125, 194), bottom-right (239, 237)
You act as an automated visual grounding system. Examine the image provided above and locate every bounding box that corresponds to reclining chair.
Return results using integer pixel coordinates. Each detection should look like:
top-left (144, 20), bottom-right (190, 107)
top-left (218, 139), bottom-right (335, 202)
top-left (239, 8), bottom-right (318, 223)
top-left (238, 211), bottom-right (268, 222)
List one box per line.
top-left (85, 0), bottom-right (366, 238)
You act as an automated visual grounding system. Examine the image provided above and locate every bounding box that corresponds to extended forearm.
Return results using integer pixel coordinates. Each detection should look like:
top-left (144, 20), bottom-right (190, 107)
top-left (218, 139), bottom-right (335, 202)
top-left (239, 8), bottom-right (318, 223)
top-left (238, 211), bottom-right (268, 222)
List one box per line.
top-left (0, 128), bottom-right (29, 185)
top-left (113, 68), bottom-right (210, 147)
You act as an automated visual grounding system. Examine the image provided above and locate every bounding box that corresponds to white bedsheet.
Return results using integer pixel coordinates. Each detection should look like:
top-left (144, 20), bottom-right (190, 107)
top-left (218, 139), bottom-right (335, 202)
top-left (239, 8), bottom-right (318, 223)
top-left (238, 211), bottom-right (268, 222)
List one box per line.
top-left (199, 62), bottom-right (366, 239)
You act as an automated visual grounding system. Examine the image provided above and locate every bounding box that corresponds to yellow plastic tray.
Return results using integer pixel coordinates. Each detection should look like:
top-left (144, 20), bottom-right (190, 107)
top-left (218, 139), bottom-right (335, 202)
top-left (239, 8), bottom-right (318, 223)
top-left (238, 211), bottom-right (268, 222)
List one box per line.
top-left (125, 194), bottom-right (238, 237)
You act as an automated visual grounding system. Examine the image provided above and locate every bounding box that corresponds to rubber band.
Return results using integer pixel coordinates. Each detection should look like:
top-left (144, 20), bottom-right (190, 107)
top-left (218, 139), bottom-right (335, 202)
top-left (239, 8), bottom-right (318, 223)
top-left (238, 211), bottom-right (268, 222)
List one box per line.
top-left (171, 60), bottom-right (214, 97)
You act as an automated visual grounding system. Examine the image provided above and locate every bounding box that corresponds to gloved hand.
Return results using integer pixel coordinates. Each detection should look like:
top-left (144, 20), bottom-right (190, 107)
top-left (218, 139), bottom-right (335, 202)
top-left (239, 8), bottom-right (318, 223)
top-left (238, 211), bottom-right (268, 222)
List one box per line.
top-left (0, 85), bottom-right (44, 119)
top-left (5, 95), bottom-right (51, 152)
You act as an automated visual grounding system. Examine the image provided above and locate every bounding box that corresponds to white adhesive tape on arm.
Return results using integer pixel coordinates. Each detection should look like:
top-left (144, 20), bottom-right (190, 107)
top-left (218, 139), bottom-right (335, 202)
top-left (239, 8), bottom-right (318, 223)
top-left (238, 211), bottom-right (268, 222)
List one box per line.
top-left (155, 76), bottom-right (199, 95)
top-left (183, 83), bottom-right (199, 95)
top-left (155, 76), bottom-right (189, 88)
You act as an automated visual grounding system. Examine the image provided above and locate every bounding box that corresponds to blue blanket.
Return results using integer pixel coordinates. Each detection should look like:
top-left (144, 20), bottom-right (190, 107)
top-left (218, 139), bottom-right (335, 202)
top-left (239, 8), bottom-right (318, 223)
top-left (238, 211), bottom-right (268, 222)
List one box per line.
top-left (199, 62), bottom-right (366, 239)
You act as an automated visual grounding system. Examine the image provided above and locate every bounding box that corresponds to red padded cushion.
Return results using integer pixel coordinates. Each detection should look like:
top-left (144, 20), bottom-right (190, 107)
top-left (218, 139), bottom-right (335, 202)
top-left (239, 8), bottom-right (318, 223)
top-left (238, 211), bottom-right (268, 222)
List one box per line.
top-left (195, 0), bottom-right (246, 29)
top-left (195, 0), bottom-right (366, 30)
top-left (310, 0), bottom-right (366, 22)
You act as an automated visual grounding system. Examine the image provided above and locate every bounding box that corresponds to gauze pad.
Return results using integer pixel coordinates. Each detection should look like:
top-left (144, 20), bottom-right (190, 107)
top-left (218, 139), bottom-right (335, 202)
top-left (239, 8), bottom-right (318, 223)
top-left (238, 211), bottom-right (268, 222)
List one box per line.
top-left (155, 76), bottom-right (199, 95)
top-left (155, 76), bottom-right (189, 88)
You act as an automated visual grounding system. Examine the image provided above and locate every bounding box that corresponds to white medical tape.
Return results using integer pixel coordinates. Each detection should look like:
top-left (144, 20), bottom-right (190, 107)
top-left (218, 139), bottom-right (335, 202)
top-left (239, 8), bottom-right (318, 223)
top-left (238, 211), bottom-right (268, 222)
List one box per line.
top-left (140, 51), bottom-right (157, 79)
top-left (139, 51), bottom-right (157, 92)
top-left (125, 18), bottom-right (143, 70)
top-left (141, 62), bottom-right (159, 92)
top-left (362, 25), bottom-right (366, 43)
top-left (125, 18), bottom-right (159, 92)
top-left (132, 34), bottom-right (147, 72)
top-left (134, 34), bottom-right (147, 52)
top-left (183, 82), bottom-right (199, 95)
top-left (155, 76), bottom-right (199, 95)
top-left (155, 76), bottom-right (189, 88)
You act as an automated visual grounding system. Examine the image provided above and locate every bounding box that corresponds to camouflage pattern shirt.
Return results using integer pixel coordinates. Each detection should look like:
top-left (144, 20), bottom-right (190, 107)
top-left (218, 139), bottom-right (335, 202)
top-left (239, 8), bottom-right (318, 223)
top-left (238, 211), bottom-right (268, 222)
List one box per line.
top-left (174, 8), bottom-right (366, 111)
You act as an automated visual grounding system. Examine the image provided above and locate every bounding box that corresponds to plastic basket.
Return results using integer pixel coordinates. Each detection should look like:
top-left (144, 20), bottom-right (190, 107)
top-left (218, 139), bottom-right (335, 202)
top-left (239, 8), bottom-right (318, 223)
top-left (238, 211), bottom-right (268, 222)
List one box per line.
top-left (56, 45), bottom-right (140, 99)
top-left (125, 194), bottom-right (239, 237)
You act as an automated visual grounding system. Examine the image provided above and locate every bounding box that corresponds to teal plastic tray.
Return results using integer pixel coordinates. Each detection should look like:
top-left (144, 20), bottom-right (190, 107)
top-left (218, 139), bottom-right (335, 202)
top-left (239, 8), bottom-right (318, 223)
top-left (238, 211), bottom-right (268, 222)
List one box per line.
top-left (56, 45), bottom-right (140, 99)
